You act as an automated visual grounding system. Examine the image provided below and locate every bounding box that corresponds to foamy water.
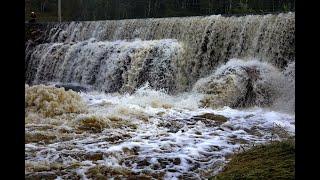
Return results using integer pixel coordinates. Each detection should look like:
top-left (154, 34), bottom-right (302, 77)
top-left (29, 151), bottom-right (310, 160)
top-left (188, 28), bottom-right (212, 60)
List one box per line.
top-left (25, 12), bottom-right (295, 179)
top-left (25, 84), bottom-right (294, 179)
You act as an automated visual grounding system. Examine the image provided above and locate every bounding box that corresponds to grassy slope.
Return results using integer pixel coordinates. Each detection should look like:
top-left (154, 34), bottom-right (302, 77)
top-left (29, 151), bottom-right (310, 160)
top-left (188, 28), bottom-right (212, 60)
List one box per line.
top-left (211, 140), bottom-right (295, 180)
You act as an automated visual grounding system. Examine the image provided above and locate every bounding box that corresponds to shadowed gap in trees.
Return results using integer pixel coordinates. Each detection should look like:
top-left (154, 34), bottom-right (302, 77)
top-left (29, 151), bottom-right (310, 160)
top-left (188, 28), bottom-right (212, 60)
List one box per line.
top-left (25, 0), bottom-right (295, 22)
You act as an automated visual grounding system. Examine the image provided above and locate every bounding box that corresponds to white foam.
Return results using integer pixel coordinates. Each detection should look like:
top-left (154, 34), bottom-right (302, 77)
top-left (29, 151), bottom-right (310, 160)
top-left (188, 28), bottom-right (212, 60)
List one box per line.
top-left (26, 86), bottom-right (295, 179)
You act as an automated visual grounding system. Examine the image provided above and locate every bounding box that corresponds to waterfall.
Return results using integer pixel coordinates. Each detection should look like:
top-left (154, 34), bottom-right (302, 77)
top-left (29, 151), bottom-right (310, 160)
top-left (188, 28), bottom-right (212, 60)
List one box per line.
top-left (25, 12), bottom-right (294, 110)
top-left (26, 39), bottom-right (183, 93)
top-left (25, 13), bottom-right (295, 179)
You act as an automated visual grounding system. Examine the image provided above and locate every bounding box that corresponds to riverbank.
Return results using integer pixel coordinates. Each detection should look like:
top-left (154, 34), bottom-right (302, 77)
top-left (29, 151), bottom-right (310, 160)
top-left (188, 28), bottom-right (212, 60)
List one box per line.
top-left (212, 139), bottom-right (295, 179)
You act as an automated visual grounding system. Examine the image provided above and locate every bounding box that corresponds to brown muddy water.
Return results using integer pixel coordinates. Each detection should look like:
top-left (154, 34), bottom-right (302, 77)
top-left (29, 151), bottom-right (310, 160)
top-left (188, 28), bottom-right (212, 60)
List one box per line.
top-left (25, 84), bottom-right (294, 179)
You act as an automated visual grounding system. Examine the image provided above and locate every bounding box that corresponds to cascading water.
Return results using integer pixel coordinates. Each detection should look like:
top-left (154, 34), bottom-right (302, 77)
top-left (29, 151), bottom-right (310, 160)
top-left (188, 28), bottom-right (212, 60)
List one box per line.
top-left (26, 38), bottom-right (183, 93)
top-left (193, 58), bottom-right (295, 112)
top-left (25, 13), bottom-right (295, 179)
top-left (26, 12), bottom-right (294, 92)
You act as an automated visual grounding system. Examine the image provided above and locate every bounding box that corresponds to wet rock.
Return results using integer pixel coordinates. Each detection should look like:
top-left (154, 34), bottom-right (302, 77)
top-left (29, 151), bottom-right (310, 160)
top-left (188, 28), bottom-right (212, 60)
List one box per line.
top-left (25, 132), bottom-right (56, 144)
top-left (25, 124), bottom-right (55, 131)
top-left (85, 152), bottom-right (104, 161)
top-left (86, 165), bottom-right (156, 179)
top-left (25, 172), bottom-right (57, 180)
top-left (58, 128), bottom-right (73, 134)
top-left (221, 124), bottom-right (235, 131)
top-left (75, 115), bottom-right (108, 133)
top-left (55, 84), bottom-right (88, 92)
top-left (25, 162), bottom-right (67, 174)
top-left (158, 120), bottom-right (185, 133)
top-left (244, 114), bottom-right (255, 119)
top-left (157, 158), bottom-right (171, 168)
top-left (208, 145), bottom-right (222, 151)
top-left (60, 172), bottom-right (81, 180)
top-left (122, 146), bottom-right (140, 156)
top-left (168, 169), bottom-right (178, 172)
top-left (193, 113), bottom-right (228, 123)
top-left (173, 158), bottom-right (181, 165)
top-left (244, 126), bottom-right (263, 137)
top-left (216, 127), bottom-right (225, 131)
top-left (191, 113), bottom-right (228, 127)
top-left (86, 165), bottom-right (132, 179)
top-left (188, 162), bottom-right (201, 171)
top-left (59, 151), bottom-right (104, 162)
top-left (152, 163), bottom-right (162, 170)
top-left (154, 157), bottom-right (183, 169)
top-left (137, 159), bottom-right (151, 167)
top-left (104, 133), bottom-right (132, 144)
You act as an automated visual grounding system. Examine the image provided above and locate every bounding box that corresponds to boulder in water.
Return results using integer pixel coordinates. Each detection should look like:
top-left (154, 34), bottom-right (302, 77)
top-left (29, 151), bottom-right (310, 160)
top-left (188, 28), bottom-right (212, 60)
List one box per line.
top-left (192, 113), bottom-right (228, 123)
top-left (55, 84), bottom-right (88, 92)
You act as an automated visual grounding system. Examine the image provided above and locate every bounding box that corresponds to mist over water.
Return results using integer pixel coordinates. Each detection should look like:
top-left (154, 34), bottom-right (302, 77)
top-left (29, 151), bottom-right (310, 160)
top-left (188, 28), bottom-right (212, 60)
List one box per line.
top-left (25, 13), bottom-right (295, 179)
top-left (193, 58), bottom-right (294, 113)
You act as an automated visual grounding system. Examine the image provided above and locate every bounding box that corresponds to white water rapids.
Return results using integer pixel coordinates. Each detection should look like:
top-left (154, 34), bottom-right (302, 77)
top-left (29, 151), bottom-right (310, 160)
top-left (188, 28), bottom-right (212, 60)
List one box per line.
top-left (25, 13), bottom-right (295, 179)
top-left (25, 84), bottom-right (294, 179)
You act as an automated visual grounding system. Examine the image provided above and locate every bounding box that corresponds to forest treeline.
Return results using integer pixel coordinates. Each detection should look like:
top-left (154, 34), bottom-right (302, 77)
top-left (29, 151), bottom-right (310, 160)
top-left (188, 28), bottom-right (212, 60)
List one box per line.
top-left (25, 0), bottom-right (295, 22)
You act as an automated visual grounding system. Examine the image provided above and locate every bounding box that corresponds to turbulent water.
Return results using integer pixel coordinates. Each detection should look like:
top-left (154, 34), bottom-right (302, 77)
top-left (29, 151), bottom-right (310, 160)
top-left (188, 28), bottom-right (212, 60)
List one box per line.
top-left (26, 12), bottom-right (294, 92)
top-left (25, 13), bottom-right (295, 179)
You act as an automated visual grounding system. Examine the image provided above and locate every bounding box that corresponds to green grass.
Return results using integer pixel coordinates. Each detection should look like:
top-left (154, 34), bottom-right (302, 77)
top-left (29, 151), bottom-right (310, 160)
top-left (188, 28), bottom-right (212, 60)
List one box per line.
top-left (211, 140), bottom-right (295, 180)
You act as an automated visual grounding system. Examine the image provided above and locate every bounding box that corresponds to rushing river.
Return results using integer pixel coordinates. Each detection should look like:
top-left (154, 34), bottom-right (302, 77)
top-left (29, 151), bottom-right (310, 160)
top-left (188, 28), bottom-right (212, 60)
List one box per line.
top-left (25, 12), bottom-right (295, 179)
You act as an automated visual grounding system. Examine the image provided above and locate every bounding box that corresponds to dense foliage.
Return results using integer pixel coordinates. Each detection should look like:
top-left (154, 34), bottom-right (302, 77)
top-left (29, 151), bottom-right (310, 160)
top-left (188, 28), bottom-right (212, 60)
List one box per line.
top-left (25, 0), bottom-right (295, 22)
